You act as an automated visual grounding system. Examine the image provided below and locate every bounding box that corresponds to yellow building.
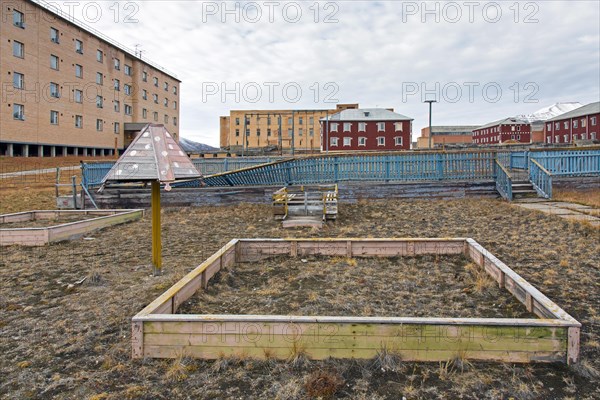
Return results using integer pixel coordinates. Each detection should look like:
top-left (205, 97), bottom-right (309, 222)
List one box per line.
top-left (1, 0), bottom-right (180, 157)
top-left (220, 104), bottom-right (359, 153)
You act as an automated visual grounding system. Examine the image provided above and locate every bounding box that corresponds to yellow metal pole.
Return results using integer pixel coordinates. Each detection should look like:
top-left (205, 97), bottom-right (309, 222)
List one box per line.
top-left (151, 180), bottom-right (162, 275)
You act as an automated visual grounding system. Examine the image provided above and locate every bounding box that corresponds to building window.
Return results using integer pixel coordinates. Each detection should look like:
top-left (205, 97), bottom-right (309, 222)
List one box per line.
top-left (142, 90), bottom-right (147, 100)
top-left (96, 119), bottom-right (103, 131)
top-left (555, 135), bottom-right (559, 143)
top-left (13, 104), bottom-right (24, 120)
top-left (394, 136), bottom-right (403, 146)
top-left (142, 71), bottom-right (147, 82)
top-left (75, 39), bottom-right (83, 54)
top-left (96, 49), bottom-right (103, 62)
top-left (235, 129), bottom-right (240, 137)
top-left (591, 117), bottom-right (597, 126)
top-left (164, 82), bottom-right (169, 91)
top-left (511, 126), bottom-right (515, 132)
top-left (173, 101), bottom-right (177, 110)
top-left (309, 128), bottom-right (314, 136)
top-left (309, 116), bottom-right (314, 125)
top-left (267, 129), bottom-right (272, 136)
top-left (114, 101), bottom-right (120, 112)
top-left (114, 122), bottom-right (120, 134)
top-left (75, 64), bottom-right (83, 78)
top-left (153, 77), bottom-right (158, 87)
top-left (13, 72), bottom-right (24, 89)
top-left (343, 123), bottom-right (351, 132)
top-left (394, 122), bottom-right (403, 132)
top-left (96, 96), bottom-right (103, 108)
top-left (125, 65), bottom-right (132, 76)
top-left (50, 55), bottom-right (59, 70)
top-left (13, 41), bottom-right (24, 58)
top-left (50, 82), bottom-right (59, 98)
top-left (592, 133), bottom-right (597, 140)
top-left (173, 86), bottom-right (177, 95)
top-left (573, 134), bottom-right (578, 140)
top-left (546, 136), bottom-right (551, 144)
top-left (547, 123), bottom-right (551, 131)
top-left (173, 117), bottom-right (177, 126)
top-left (564, 135), bottom-right (568, 142)
top-left (299, 117), bottom-right (303, 125)
top-left (573, 120), bottom-right (578, 128)
top-left (555, 122), bottom-right (559, 130)
top-left (377, 122), bottom-right (385, 132)
top-left (358, 137), bottom-right (367, 146)
top-left (287, 128), bottom-right (292, 136)
top-left (330, 137), bottom-right (339, 147)
top-left (13, 10), bottom-right (25, 28)
top-left (257, 129), bottom-right (261, 137)
top-left (247, 129), bottom-right (251, 136)
top-left (114, 58), bottom-right (120, 70)
top-left (153, 112), bottom-right (158, 122)
top-left (75, 115), bottom-right (83, 128)
top-left (96, 72), bottom-right (103, 85)
top-left (164, 98), bottom-right (168, 107)
top-left (142, 108), bottom-right (147, 119)
top-left (125, 104), bottom-right (132, 115)
top-left (564, 122), bottom-right (568, 129)
top-left (235, 117), bottom-right (240, 125)
top-left (330, 123), bottom-right (339, 132)
top-left (287, 117), bottom-right (293, 125)
top-left (298, 129), bottom-right (303, 136)
top-left (124, 84), bottom-right (131, 95)
top-left (114, 79), bottom-right (120, 91)
top-left (343, 137), bottom-right (352, 146)
top-left (153, 94), bottom-right (158, 104)
top-left (582, 118), bottom-right (586, 128)
top-left (75, 89), bottom-right (83, 103)
top-left (582, 133), bottom-right (587, 140)
top-left (377, 136), bottom-right (385, 146)
top-left (50, 110), bottom-right (59, 125)
top-left (358, 122), bottom-right (367, 132)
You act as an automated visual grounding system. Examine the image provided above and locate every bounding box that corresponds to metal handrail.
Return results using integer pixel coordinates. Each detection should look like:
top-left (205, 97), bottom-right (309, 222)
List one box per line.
top-left (530, 159), bottom-right (553, 176)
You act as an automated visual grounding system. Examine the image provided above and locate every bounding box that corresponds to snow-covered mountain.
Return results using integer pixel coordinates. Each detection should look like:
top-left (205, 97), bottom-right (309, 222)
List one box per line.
top-left (179, 137), bottom-right (218, 153)
top-left (516, 102), bottom-right (583, 123)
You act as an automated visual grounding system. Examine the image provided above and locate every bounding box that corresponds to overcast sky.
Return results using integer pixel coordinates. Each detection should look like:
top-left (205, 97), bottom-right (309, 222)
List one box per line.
top-left (63, 1), bottom-right (600, 146)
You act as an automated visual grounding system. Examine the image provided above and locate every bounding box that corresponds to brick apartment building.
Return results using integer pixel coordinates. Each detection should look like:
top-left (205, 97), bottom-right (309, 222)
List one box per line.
top-left (472, 118), bottom-right (531, 145)
top-left (219, 104), bottom-right (358, 153)
top-left (417, 125), bottom-right (479, 149)
top-left (544, 101), bottom-right (600, 144)
top-left (1, 0), bottom-right (180, 157)
top-left (321, 108), bottom-right (412, 152)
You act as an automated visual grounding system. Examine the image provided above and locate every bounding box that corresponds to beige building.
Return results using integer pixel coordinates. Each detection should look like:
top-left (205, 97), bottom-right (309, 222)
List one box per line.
top-left (220, 104), bottom-right (359, 153)
top-left (1, 0), bottom-right (180, 157)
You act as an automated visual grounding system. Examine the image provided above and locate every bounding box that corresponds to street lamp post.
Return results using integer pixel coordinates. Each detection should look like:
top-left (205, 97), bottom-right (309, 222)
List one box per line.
top-left (425, 100), bottom-right (437, 149)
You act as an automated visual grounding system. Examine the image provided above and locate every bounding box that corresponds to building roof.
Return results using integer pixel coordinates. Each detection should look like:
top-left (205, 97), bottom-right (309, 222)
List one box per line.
top-left (545, 101), bottom-right (600, 122)
top-left (321, 108), bottom-right (413, 122)
top-left (475, 118), bottom-right (529, 131)
top-left (101, 124), bottom-right (201, 184)
top-left (26, 0), bottom-right (179, 81)
top-left (428, 126), bottom-right (479, 136)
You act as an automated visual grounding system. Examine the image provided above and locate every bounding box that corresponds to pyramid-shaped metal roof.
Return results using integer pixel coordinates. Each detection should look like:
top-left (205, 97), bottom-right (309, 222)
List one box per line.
top-left (101, 124), bottom-right (202, 184)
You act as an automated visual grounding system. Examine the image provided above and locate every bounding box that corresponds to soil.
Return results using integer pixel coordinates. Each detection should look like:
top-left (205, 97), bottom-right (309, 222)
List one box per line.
top-left (1, 215), bottom-right (100, 228)
top-left (181, 255), bottom-right (533, 319)
top-left (0, 199), bottom-right (599, 399)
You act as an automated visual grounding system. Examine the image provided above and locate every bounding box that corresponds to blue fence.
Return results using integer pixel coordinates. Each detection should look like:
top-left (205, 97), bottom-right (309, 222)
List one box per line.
top-left (510, 151), bottom-right (529, 169)
top-left (529, 159), bottom-right (552, 198)
top-left (495, 161), bottom-right (513, 201)
top-left (191, 157), bottom-right (285, 176)
top-left (531, 150), bottom-right (600, 176)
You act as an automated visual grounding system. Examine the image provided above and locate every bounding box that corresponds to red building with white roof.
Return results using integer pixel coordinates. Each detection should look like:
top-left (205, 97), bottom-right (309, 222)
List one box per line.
top-left (544, 102), bottom-right (600, 144)
top-left (320, 108), bottom-right (412, 152)
top-left (472, 118), bottom-right (531, 145)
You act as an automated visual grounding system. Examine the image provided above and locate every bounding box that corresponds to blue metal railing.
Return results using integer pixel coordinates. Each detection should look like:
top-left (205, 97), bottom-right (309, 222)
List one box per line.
top-left (510, 151), bottom-right (529, 169)
top-left (495, 160), bottom-right (513, 201)
top-left (529, 159), bottom-right (552, 198)
top-left (191, 157), bottom-right (285, 176)
top-left (531, 150), bottom-right (600, 176)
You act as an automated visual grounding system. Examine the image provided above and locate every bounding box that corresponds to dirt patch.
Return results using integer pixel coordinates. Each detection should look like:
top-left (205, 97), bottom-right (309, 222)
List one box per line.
top-left (0, 199), bottom-right (599, 399)
top-left (180, 255), bottom-right (531, 319)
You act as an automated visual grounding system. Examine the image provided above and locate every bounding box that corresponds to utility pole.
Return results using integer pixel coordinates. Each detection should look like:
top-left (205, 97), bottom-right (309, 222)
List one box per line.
top-left (242, 113), bottom-right (247, 157)
top-left (291, 110), bottom-right (295, 157)
top-left (425, 100), bottom-right (437, 149)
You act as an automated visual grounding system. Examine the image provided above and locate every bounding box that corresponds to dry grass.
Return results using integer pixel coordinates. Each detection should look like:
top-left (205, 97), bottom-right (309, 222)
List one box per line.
top-left (553, 188), bottom-right (600, 208)
top-left (0, 197), bottom-right (599, 399)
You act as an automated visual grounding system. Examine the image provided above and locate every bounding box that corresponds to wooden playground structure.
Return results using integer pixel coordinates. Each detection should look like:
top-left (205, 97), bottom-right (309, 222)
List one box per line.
top-left (132, 238), bottom-right (581, 364)
top-left (272, 184), bottom-right (338, 228)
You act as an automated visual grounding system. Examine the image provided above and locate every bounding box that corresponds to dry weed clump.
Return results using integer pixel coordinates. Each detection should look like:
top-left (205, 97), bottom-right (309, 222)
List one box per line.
top-left (304, 368), bottom-right (344, 399)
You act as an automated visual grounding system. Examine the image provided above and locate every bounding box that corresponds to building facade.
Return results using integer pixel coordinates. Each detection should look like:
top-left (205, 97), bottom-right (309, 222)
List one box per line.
top-left (544, 102), bottom-right (600, 144)
top-left (472, 118), bottom-right (531, 145)
top-left (1, 0), bottom-right (180, 157)
top-left (321, 108), bottom-right (412, 152)
top-left (220, 104), bottom-right (358, 153)
top-left (417, 126), bottom-right (479, 149)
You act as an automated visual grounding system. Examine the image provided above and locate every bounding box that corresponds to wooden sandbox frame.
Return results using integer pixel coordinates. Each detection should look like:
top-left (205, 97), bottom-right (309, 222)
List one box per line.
top-left (132, 238), bottom-right (581, 364)
top-left (0, 209), bottom-right (144, 246)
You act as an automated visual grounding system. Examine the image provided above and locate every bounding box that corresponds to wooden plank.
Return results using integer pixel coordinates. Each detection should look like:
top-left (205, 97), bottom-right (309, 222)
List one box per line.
top-left (132, 320), bottom-right (144, 359)
top-left (567, 327), bottom-right (580, 365)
